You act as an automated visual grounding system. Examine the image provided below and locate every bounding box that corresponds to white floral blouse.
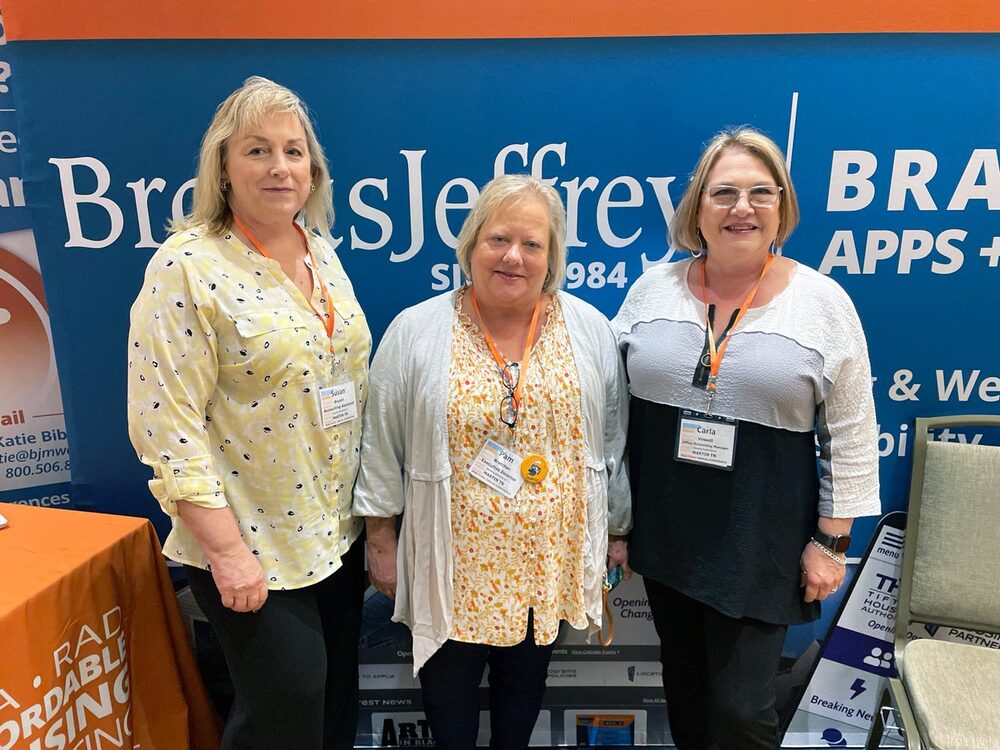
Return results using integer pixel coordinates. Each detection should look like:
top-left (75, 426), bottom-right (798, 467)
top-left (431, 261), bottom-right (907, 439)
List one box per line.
top-left (447, 292), bottom-right (589, 646)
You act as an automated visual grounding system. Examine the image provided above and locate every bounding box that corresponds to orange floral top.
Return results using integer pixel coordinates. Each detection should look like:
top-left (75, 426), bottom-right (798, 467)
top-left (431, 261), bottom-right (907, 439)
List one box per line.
top-left (447, 290), bottom-right (589, 647)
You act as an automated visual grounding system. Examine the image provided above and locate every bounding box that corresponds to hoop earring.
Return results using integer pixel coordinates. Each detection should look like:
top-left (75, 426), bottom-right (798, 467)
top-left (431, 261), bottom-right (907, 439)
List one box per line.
top-left (692, 228), bottom-right (707, 258)
top-left (220, 178), bottom-right (230, 192)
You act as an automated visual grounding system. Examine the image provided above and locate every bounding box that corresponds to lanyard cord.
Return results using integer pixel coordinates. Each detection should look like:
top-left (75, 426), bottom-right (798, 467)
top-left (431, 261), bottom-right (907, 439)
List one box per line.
top-left (232, 214), bottom-right (336, 353)
top-left (701, 254), bottom-right (774, 414)
top-left (468, 287), bottom-right (542, 412)
top-left (598, 583), bottom-right (616, 647)
top-left (699, 254), bottom-right (774, 398)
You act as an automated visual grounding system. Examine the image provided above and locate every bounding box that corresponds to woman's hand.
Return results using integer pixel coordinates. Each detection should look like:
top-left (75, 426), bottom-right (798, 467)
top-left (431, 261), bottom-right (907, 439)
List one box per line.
top-left (365, 516), bottom-right (399, 599)
top-left (209, 545), bottom-right (269, 613)
top-left (175, 501), bottom-right (268, 613)
top-left (800, 541), bottom-right (846, 603)
top-left (607, 535), bottom-right (632, 581)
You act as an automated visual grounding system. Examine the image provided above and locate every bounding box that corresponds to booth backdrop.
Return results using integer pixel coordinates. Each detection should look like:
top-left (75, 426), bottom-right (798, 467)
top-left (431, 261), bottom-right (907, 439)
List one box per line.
top-left (1, 2), bottom-right (998, 746)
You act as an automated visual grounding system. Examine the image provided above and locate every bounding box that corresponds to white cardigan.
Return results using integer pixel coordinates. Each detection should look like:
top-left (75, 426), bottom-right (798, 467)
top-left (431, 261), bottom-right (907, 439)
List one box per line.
top-left (354, 289), bottom-right (631, 675)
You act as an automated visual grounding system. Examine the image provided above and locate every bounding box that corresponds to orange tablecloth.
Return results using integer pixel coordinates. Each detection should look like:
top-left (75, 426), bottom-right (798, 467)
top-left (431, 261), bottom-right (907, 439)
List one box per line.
top-left (0, 503), bottom-right (221, 749)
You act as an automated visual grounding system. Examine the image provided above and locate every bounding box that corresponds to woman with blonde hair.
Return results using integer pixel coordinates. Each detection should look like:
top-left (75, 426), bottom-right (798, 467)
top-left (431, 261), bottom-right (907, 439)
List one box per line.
top-left (356, 174), bottom-right (631, 749)
top-left (614, 126), bottom-right (880, 748)
top-left (127, 76), bottom-right (369, 749)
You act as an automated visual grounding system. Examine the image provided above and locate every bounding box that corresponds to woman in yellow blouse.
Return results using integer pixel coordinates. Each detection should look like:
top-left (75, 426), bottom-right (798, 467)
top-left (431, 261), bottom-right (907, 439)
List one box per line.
top-left (127, 77), bottom-right (370, 750)
top-left (355, 174), bottom-right (631, 749)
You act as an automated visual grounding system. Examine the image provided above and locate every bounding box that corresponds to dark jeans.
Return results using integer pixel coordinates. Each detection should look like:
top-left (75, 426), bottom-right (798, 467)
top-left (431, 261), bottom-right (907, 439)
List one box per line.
top-left (186, 537), bottom-right (365, 750)
top-left (644, 577), bottom-right (788, 750)
top-left (418, 610), bottom-right (554, 750)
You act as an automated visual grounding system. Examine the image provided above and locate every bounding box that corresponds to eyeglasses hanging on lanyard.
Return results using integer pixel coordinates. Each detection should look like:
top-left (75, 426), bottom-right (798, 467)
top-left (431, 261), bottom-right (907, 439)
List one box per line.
top-left (468, 287), bottom-right (541, 430)
top-left (498, 362), bottom-right (521, 428)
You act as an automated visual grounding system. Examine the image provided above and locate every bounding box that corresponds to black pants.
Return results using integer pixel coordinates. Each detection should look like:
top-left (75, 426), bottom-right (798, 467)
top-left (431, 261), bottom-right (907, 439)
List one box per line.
top-left (418, 610), bottom-right (554, 750)
top-left (186, 538), bottom-right (365, 750)
top-left (644, 577), bottom-right (787, 750)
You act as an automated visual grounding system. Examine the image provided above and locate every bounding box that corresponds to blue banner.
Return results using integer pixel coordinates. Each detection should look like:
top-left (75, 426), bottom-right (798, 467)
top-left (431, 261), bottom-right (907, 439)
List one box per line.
top-left (10, 34), bottom-right (999, 534)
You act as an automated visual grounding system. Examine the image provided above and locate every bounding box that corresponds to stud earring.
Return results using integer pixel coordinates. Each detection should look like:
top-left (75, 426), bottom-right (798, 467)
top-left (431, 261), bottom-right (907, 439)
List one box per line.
top-left (220, 178), bottom-right (230, 192)
top-left (309, 183), bottom-right (316, 194)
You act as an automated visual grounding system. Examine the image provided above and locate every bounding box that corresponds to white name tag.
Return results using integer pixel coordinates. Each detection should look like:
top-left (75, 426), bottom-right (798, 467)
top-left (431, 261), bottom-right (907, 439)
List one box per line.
top-left (319, 381), bottom-right (358, 428)
top-left (468, 438), bottom-right (524, 500)
top-left (675, 409), bottom-right (738, 470)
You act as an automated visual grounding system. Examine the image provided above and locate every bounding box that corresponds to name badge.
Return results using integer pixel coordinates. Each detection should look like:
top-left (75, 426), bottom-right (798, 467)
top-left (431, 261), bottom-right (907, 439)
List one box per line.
top-left (468, 438), bottom-right (524, 500)
top-left (319, 381), bottom-right (358, 428)
top-left (675, 409), bottom-right (738, 470)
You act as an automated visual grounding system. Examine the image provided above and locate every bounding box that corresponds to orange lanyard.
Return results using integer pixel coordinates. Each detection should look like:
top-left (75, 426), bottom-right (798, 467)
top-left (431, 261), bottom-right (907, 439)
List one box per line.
top-left (232, 214), bottom-right (336, 352)
top-left (468, 286), bottom-right (541, 410)
top-left (699, 254), bottom-right (774, 407)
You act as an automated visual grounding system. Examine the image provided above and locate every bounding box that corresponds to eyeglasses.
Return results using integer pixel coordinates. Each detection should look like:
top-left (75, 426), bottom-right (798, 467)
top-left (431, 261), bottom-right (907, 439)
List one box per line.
top-left (704, 184), bottom-right (783, 209)
top-left (498, 362), bottom-right (520, 429)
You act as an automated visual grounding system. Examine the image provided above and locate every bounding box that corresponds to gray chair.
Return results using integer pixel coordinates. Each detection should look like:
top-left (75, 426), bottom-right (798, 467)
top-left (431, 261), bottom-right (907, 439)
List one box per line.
top-left (866, 414), bottom-right (1000, 749)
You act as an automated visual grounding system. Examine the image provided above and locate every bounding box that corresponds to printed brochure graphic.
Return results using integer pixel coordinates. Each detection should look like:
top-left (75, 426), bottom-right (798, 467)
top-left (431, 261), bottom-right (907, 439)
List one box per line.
top-left (0, 236), bottom-right (72, 496)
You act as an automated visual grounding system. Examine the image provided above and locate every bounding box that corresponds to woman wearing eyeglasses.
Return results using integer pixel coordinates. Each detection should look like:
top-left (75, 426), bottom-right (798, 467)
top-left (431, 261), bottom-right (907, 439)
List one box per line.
top-left (613, 127), bottom-right (879, 749)
top-left (355, 174), bottom-right (631, 749)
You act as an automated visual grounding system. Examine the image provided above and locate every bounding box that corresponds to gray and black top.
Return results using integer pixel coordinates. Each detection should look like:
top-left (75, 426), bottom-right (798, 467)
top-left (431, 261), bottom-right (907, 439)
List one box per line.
top-left (613, 257), bottom-right (880, 625)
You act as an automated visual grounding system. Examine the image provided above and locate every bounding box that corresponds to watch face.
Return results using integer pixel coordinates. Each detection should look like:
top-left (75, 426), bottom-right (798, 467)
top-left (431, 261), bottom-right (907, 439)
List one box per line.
top-left (815, 532), bottom-right (851, 553)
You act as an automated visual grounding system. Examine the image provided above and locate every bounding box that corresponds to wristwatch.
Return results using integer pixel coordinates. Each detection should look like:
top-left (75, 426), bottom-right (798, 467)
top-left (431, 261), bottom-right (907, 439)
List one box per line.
top-left (813, 530), bottom-right (851, 554)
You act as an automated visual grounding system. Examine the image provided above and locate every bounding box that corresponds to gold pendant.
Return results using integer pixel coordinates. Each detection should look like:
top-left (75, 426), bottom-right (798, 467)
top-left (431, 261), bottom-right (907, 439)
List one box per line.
top-left (520, 453), bottom-right (549, 483)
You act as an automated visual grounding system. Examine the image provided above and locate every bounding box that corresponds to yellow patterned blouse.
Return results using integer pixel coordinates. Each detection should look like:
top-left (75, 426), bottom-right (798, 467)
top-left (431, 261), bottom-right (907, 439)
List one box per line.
top-left (127, 226), bottom-right (369, 590)
top-left (447, 290), bottom-right (589, 647)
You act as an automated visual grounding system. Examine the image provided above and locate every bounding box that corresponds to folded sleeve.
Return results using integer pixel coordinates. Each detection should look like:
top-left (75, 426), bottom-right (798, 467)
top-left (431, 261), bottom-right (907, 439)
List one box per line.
top-left (126, 247), bottom-right (227, 517)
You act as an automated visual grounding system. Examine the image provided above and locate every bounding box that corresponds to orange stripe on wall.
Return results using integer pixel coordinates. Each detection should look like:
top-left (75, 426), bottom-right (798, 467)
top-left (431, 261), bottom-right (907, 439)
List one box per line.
top-left (4, 0), bottom-right (999, 41)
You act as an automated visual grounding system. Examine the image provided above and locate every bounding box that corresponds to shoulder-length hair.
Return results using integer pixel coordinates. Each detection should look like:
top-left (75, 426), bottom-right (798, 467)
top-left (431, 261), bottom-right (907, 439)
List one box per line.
top-left (670, 126), bottom-right (800, 254)
top-left (454, 174), bottom-right (568, 293)
top-left (171, 76), bottom-right (334, 239)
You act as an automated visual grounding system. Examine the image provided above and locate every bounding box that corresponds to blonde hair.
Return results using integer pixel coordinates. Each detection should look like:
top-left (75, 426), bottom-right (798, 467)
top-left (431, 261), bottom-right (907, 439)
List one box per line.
top-left (171, 76), bottom-right (334, 239)
top-left (671, 126), bottom-right (800, 254)
top-left (454, 174), bottom-right (568, 293)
